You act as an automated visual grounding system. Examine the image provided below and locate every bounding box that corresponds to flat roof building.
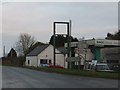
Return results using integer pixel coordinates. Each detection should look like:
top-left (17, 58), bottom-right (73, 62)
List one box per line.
top-left (65, 39), bottom-right (120, 69)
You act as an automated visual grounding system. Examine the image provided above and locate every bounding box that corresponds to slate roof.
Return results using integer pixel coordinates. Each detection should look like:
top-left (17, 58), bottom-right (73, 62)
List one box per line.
top-left (57, 47), bottom-right (67, 54)
top-left (27, 44), bottom-right (67, 56)
top-left (27, 44), bottom-right (49, 56)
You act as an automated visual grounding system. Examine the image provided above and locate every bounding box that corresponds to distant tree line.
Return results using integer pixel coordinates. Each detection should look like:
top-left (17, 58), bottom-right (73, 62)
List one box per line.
top-left (15, 33), bottom-right (78, 57)
top-left (49, 35), bottom-right (78, 47)
top-left (106, 30), bottom-right (120, 40)
top-left (4, 30), bottom-right (120, 66)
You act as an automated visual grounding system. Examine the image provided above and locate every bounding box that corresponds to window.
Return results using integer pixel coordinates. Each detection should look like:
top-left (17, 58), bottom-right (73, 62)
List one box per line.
top-left (40, 59), bottom-right (47, 64)
top-left (107, 60), bottom-right (119, 63)
top-left (49, 60), bottom-right (51, 64)
top-left (40, 59), bottom-right (43, 64)
top-left (75, 62), bottom-right (78, 65)
top-left (96, 65), bottom-right (110, 70)
top-left (28, 60), bottom-right (30, 64)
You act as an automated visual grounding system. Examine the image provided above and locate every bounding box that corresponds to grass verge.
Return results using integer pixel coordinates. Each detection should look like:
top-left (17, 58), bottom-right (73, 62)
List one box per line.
top-left (22, 66), bottom-right (120, 80)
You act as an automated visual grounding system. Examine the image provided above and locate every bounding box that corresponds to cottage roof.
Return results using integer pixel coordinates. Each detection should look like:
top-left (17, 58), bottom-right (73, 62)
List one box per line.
top-left (27, 44), bottom-right (67, 56)
top-left (57, 47), bottom-right (67, 54)
top-left (27, 44), bottom-right (49, 56)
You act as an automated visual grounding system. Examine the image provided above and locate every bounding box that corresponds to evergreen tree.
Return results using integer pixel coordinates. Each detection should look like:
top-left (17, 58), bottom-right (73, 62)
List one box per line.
top-left (49, 35), bottom-right (78, 47)
top-left (106, 30), bottom-right (120, 40)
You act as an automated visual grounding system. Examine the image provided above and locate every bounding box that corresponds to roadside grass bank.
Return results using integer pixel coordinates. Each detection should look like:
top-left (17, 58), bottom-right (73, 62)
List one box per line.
top-left (22, 66), bottom-right (120, 80)
top-left (2, 64), bottom-right (22, 67)
top-left (2, 64), bottom-right (119, 79)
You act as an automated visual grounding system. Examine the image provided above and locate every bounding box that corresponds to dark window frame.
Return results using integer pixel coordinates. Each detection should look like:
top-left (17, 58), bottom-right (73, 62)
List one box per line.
top-left (40, 59), bottom-right (48, 64)
top-left (49, 60), bottom-right (52, 64)
top-left (28, 60), bottom-right (30, 64)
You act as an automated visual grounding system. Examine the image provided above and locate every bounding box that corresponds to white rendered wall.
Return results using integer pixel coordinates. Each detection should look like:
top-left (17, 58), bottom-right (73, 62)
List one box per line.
top-left (26, 56), bottom-right (38, 67)
top-left (37, 45), bottom-right (67, 68)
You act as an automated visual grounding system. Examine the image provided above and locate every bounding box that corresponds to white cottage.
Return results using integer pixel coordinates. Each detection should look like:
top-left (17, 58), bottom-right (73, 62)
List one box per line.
top-left (25, 44), bottom-right (67, 68)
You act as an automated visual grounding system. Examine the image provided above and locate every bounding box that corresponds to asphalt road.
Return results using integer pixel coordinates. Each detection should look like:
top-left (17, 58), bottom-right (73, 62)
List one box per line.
top-left (2, 66), bottom-right (119, 88)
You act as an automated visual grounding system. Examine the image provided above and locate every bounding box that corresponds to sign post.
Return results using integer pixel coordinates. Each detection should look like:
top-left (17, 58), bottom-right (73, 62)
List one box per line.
top-left (53, 21), bottom-right (71, 68)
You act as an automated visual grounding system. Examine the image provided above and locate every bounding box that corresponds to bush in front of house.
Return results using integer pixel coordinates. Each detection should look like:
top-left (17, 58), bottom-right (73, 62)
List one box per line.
top-left (48, 64), bottom-right (64, 69)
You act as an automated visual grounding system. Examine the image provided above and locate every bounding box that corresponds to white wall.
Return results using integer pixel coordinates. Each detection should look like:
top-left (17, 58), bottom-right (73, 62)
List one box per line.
top-left (75, 49), bottom-right (94, 65)
top-left (56, 54), bottom-right (66, 68)
top-left (37, 45), bottom-right (53, 66)
top-left (26, 56), bottom-right (38, 67)
top-left (37, 45), bottom-right (67, 68)
top-left (85, 49), bottom-right (94, 61)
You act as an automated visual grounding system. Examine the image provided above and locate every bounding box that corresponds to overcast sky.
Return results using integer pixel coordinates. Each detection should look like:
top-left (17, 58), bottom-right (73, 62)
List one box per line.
top-left (1, 2), bottom-right (118, 56)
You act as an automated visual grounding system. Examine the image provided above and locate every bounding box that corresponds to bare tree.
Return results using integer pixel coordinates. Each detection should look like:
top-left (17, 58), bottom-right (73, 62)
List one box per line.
top-left (15, 33), bottom-right (36, 56)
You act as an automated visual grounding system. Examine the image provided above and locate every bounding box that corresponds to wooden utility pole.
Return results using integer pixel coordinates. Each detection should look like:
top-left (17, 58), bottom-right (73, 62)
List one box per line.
top-left (3, 46), bottom-right (5, 57)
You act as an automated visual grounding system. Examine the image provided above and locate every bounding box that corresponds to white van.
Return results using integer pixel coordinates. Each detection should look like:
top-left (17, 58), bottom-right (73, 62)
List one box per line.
top-left (85, 61), bottom-right (113, 72)
top-left (95, 63), bottom-right (113, 72)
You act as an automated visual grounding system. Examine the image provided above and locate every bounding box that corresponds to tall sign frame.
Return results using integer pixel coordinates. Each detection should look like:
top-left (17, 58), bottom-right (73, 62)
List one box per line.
top-left (53, 21), bottom-right (71, 67)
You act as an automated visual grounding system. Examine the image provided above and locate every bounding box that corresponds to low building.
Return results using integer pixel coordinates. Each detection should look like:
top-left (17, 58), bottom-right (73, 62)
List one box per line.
top-left (65, 39), bottom-right (120, 69)
top-left (2, 48), bottom-right (24, 66)
top-left (25, 44), bottom-right (67, 68)
top-left (101, 47), bottom-right (120, 64)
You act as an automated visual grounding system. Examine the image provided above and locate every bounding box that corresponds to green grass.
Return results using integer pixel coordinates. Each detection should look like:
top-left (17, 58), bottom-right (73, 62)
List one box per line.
top-left (23, 66), bottom-right (120, 80)
top-left (2, 64), bottom-right (119, 79)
